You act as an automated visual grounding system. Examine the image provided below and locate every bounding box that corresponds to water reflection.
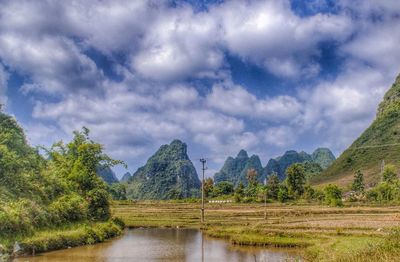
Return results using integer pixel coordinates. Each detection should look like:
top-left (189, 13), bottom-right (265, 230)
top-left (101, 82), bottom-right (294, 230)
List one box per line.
top-left (15, 228), bottom-right (300, 262)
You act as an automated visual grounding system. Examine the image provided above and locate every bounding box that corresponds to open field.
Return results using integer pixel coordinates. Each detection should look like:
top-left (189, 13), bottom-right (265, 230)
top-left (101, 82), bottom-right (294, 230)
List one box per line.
top-left (112, 201), bottom-right (400, 261)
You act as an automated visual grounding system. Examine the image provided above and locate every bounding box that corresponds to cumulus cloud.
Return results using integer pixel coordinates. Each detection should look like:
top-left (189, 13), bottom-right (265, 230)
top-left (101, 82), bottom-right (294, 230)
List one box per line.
top-left (207, 82), bottom-right (302, 122)
top-left (214, 0), bottom-right (352, 78)
top-left (1, 0), bottom-right (400, 175)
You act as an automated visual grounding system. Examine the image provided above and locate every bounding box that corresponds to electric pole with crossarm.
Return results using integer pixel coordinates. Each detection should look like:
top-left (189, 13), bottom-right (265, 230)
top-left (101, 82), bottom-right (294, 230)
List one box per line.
top-left (200, 158), bottom-right (207, 223)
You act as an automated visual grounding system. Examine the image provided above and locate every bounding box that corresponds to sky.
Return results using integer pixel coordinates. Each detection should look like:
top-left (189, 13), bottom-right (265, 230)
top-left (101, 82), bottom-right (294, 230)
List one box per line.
top-left (1, 0), bottom-right (400, 178)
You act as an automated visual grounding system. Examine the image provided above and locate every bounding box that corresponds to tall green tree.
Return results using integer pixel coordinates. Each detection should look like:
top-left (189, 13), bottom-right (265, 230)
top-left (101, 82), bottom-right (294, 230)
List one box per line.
top-left (266, 172), bottom-right (280, 200)
top-left (47, 127), bottom-right (124, 220)
top-left (352, 170), bottom-right (365, 193)
top-left (285, 163), bottom-right (306, 198)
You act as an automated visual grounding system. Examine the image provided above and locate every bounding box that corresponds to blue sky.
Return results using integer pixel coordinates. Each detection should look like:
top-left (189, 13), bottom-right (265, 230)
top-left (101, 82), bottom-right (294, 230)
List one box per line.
top-left (1, 0), bottom-right (400, 178)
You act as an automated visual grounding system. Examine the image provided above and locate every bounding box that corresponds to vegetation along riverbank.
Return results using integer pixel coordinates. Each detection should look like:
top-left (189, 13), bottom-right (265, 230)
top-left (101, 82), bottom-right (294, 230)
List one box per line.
top-left (0, 109), bottom-right (125, 260)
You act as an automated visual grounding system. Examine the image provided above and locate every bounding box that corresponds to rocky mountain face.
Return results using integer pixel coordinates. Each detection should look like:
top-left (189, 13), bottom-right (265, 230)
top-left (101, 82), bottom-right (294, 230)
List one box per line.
top-left (120, 172), bottom-right (132, 183)
top-left (126, 140), bottom-right (201, 199)
top-left (264, 148), bottom-right (335, 181)
top-left (214, 149), bottom-right (263, 186)
top-left (312, 148), bottom-right (336, 169)
top-left (317, 74), bottom-right (400, 186)
top-left (96, 166), bottom-right (119, 185)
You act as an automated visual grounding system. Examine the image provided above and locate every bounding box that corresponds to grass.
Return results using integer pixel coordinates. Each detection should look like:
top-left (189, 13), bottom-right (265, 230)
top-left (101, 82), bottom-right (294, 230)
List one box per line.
top-left (112, 200), bottom-right (400, 261)
top-left (0, 219), bottom-right (124, 260)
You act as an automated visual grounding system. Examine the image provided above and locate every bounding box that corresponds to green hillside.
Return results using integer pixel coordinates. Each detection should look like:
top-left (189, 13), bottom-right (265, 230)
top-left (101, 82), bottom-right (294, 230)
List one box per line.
top-left (314, 74), bottom-right (400, 187)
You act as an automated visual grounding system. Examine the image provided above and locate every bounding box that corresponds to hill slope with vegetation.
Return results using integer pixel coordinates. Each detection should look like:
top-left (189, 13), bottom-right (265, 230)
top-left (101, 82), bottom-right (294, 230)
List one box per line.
top-left (314, 74), bottom-right (400, 186)
top-left (0, 109), bottom-right (124, 258)
top-left (126, 140), bottom-right (201, 199)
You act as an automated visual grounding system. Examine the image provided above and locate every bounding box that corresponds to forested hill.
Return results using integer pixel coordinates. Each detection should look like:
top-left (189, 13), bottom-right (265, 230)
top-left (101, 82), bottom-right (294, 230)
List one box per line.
top-left (126, 140), bottom-right (201, 199)
top-left (315, 73), bottom-right (400, 186)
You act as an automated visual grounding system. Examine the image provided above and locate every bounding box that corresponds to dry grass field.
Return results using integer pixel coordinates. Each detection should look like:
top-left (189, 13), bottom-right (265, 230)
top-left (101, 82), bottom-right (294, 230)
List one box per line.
top-left (112, 201), bottom-right (400, 261)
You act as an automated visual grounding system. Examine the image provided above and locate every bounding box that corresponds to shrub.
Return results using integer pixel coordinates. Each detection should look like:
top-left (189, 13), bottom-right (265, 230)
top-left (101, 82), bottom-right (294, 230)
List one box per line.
top-left (324, 184), bottom-right (343, 207)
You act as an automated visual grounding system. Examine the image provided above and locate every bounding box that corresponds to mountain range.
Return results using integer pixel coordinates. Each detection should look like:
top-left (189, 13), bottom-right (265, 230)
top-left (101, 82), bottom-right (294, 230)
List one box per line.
top-left (214, 148), bottom-right (335, 185)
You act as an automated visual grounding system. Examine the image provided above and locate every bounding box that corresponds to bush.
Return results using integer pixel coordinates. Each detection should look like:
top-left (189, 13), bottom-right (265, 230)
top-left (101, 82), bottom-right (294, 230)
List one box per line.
top-left (49, 193), bottom-right (88, 223)
top-left (278, 185), bottom-right (289, 203)
top-left (324, 184), bottom-right (343, 207)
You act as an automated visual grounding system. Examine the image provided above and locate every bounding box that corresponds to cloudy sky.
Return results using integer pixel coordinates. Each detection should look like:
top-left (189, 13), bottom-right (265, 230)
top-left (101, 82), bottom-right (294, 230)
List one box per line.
top-left (1, 0), bottom-right (400, 178)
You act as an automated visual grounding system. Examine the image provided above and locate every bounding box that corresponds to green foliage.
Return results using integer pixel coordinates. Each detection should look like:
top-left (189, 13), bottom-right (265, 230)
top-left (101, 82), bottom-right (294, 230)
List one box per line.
top-left (212, 181), bottom-right (234, 197)
top-left (299, 161), bottom-right (323, 180)
top-left (324, 184), bottom-right (343, 206)
top-left (0, 109), bottom-right (123, 240)
top-left (266, 173), bottom-right (280, 200)
top-left (278, 184), bottom-right (289, 203)
top-left (49, 193), bottom-right (88, 223)
top-left (234, 182), bottom-right (245, 202)
top-left (383, 164), bottom-right (398, 183)
top-left (352, 170), bottom-right (365, 193)
top-left (108, 183), bottom-right (127, 200)
top-left (203, 177), bottom-right (214, 198)
top-left (285, 163), bottom-right (306, 198)
top-left (367, 180), bottom-right (400, 202)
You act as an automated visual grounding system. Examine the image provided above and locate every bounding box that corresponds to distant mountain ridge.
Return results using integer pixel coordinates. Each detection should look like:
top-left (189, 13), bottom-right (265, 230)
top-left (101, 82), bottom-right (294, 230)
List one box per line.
top-left (120, 172), bottom-right (132, 183)
top-left (316, 74), bottom-right (400, 186)
top-left (264, 148), bottom-right (335, 180)
top-left (96, 166), bottom-right (119, 185)
top-left (126, 140), bottom-right (201, 199)
top-left (215, 148), bottom-right (335, 186)
top-left (214, 150), bottom-right (263, 186)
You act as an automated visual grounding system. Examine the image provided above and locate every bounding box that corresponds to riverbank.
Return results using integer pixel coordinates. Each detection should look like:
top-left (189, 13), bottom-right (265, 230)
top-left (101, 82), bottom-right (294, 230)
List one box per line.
top-left (112, 201), bottom-right (400, 261)
top-left (0, 219), bottom-right (124, 261)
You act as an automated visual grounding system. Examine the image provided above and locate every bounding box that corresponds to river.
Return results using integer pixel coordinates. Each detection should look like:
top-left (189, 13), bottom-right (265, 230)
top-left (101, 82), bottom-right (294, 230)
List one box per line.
top-left (14, 228), bottom-right (301, 262)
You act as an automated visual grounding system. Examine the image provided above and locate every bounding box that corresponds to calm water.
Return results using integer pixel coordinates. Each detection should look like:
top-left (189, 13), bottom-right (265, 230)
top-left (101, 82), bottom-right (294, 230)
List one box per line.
top-left (15, 228), bottom-right (301, 262)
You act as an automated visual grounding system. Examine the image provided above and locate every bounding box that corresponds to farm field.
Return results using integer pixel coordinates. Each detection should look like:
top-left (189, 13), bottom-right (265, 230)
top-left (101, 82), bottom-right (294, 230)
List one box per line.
top-left (112, 201), bottom-right (400, 261)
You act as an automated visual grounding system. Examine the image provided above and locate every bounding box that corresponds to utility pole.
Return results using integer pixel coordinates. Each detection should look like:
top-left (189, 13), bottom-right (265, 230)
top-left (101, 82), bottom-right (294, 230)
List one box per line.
top-left (264, 178), bottom-right (267, 220)
top-left (200, 158), bottom-right (206, 223)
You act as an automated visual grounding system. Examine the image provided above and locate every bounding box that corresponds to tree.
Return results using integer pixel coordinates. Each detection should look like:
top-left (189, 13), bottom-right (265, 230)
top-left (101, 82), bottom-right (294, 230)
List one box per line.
top-left (383, 164), bottom-right (397, 183)
top-left (352, 170), bottom-right (365, 194)
top-left (47, 127), bottom-right (125, 220)
top-left (213, 181), bottom-right (234, 197)
top-left (278, 184), bottom-right (289, 203)
top-left (234, 182), bottom-right (245, 202)
top-left (285, 163), bottom-right (306, 198)
top-left (324, 184), bottom-right (342, 206)
top-left (246, 168), bottom-right (258, 186)
top-left (266, 172), bottom-right (280, 200)
top-left (203, 177), bottom-right (214, 198)
top-left (109, 183), bottom-right (127, 200)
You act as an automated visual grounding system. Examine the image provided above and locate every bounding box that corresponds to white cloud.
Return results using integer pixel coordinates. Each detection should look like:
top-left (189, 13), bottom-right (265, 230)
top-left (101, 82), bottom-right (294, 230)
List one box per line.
top-left (207, 82), bottom-right (302, 122)
top-left (214, 0), bottom-right (352, 77)
top-left (264, 126), bottom-right (296, 148)
top-left (131, 5), bottom-right (223, 81)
